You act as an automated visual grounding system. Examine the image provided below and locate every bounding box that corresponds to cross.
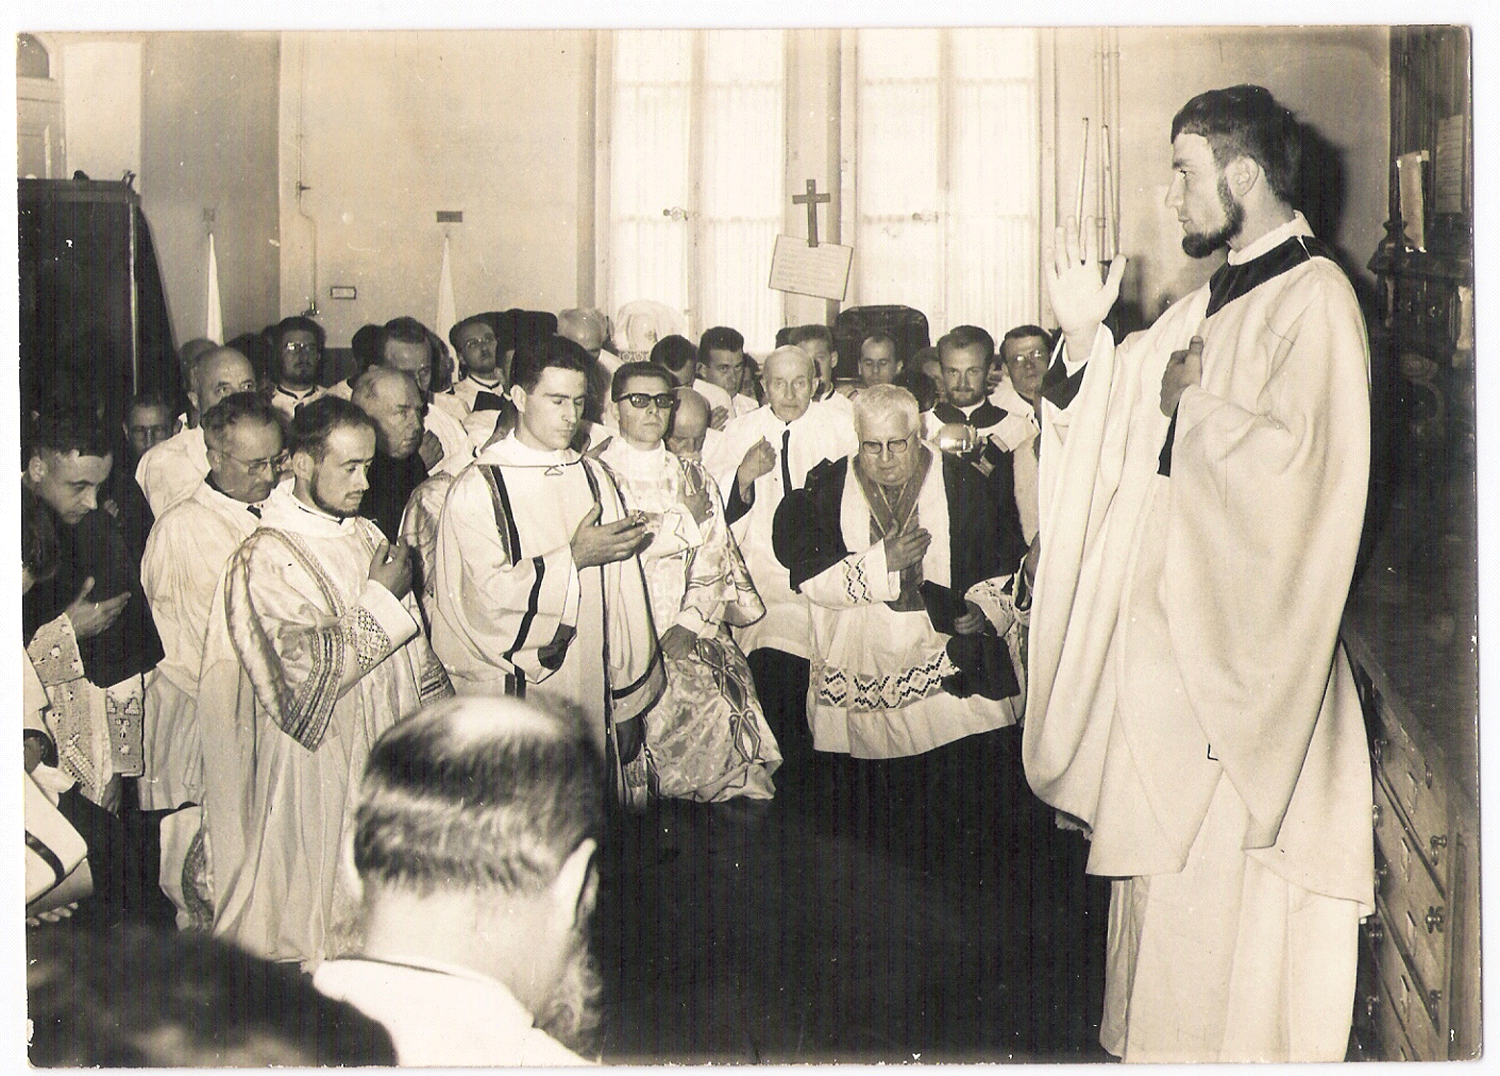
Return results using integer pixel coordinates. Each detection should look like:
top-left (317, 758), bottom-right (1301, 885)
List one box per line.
top-left (792, 178), bottom-right (832, 248)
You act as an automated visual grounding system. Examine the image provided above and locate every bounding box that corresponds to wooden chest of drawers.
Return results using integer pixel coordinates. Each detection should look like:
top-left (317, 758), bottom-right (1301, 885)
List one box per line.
top-left (1346, 625), bottom-right (1479, 1061)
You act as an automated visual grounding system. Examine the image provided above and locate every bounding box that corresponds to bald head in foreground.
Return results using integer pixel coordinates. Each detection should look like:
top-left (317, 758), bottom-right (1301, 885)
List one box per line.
top-left (314, 697), bottom-right (604, 1067)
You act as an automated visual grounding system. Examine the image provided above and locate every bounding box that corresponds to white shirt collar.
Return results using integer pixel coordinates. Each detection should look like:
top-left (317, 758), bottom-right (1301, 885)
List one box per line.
top-left (1226, 211), bottom-right (1313, 266)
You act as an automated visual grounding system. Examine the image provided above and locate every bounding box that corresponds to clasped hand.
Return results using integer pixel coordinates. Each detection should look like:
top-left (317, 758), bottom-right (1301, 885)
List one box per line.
top-left (883, 523), bottom-right (931, 573)
top-left (1159, 336), bottom-right (1203, 416)
top-left (367, 540), bottom-right (413, 600)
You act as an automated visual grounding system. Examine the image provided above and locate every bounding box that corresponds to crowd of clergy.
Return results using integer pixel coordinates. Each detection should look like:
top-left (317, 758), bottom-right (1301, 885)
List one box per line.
top-left (21, 297), bottom-right (1054, 1052)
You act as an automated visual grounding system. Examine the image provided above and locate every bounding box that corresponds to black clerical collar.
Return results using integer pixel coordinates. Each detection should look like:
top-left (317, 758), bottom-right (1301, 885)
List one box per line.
top-left (1206, 233), bottom-right (1339, 318)
top-left (934, 400), bottom-right (1003, 427)
top-left (465, 375), bottom-right (503, 391)
top-left (276, 384), bottom-right (320, 401)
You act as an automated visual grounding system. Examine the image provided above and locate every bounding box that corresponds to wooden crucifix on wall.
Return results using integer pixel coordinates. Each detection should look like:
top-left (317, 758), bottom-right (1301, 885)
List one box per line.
top-left (792, 178), bottom-right (831, 248)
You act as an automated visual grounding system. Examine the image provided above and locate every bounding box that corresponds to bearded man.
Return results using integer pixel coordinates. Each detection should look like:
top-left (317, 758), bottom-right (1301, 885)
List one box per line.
top-left (197, 396), bottom-right (452, 966)
top-left (1025, 84), bottom-right (1372, 1062)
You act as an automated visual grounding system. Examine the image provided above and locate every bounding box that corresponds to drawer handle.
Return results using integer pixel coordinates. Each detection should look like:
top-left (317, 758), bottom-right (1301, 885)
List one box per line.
top-left (1372, 737), bottom-right (1388, 763)
top-left (1426, 906), bottom-right (1446, 934)
top-left (1430, 834), bottom-right (1448, 856)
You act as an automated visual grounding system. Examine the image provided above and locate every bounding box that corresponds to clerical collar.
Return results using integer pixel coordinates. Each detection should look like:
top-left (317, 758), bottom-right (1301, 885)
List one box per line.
top-left (481, 432), bottom-right (579, 468)
top-left (204, 473), bottom-right (266, 516)
top-left (275, 384), bottom-right (320, 401)
top-left (464, 374), bottom-right (503, 391)
top-left (600, 438), bottom-right (667, 478)
top-left (1226, 211), bottom-right (1311, 265)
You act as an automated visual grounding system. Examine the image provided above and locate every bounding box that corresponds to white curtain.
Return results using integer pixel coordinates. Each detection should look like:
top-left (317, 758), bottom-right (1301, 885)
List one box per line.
top-left (606, 30), bottom-right (785, 354)
top-left (853, 28), bottom-right (1040, 340)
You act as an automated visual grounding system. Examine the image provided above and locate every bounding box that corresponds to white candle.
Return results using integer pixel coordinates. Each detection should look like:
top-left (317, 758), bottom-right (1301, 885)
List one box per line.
top-left (1101, 124), bottom-right (1114, 261)
top-left (1075, 117), bottom-right (1089, 235)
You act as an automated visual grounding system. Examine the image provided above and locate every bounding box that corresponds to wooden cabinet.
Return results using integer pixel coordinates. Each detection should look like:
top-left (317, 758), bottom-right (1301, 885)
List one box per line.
top-left (1346, 24), bottom-right (1477, 1064)
top-left (1346, 624), bottom-right (1478, 1060)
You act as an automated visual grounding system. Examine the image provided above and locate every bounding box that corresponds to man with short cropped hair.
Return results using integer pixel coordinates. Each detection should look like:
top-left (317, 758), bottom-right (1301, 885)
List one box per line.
top-left (24, 412), bottom-right (164, 817)
top-left (351, 367), bottom-right (430, 543)
top-left (431, 336), bottom-right (663, 772)
top-left (332, 317), bottom-right (473, 476)
top-left (312, 697), bottom-right (604, 1065)
top-left (695, 326), bottom-right (758, 427)
top-left (268, 316), bottom-right (329, 421)
top-left (197, 396), bottom-right (452, 965)
top-left (136, 346), bottom-right (258, 516)
top-left (856, 331), bottom-right (903, 390)
top-left (140, 393), bottom-right (284, 926)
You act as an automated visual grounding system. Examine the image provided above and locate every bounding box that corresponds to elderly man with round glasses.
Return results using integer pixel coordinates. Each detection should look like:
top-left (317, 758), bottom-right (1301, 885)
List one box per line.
top-left (773, 384), bottom-right (1028, 859)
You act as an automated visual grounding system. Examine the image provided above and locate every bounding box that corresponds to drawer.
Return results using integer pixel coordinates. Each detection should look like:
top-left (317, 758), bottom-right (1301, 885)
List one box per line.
top-left (1372, 775), bottom-right (1451, 994)
top-left (1371, 696), bottom-right (1450, 886)
top-left (1372, 903), bottom-right (1445, 1060)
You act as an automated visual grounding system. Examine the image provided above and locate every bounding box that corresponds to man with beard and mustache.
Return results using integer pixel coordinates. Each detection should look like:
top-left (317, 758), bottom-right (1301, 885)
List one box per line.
top-left (351, 367), bottom-right (429, 543)
top-left (1025, 85), bottom-right (1372, 1061)
top-left (267, 316), bottom-right (329, 421)
top-left (313, 696), bottom-right (604, 1066)
top-left (197, 397), bottom-right (452, 966)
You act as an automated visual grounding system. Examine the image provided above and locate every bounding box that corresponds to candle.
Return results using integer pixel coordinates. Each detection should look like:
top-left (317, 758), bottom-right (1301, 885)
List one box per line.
top-left (1075, 117), bottom-right (1089, 238)
top-left (1101, 124), bottom-right (1114, 261)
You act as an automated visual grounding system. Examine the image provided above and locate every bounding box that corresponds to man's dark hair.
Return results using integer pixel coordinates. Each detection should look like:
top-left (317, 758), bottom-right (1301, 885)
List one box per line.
top-left (380, 316), bottom-right (434, 362)
top-left (937, 325), bottom-right (996, 366)
top-left (860, 330), bottom-right (898, 354)
top-left (350, 324), bottom-right (384, 371)
top-left (510, 334), bottom-right (592, 394)
top-left (649, 334), bottom-right (699, 376)
top-left (1001, 324), bottom-right (1052, 352)
top-left (1171, 84), bottom-right (1301, 206)
top-left (698, 326), bottom-right (744, 360)
top-left (448, 313), bottom-right (493, 352)
top-left (786, 324), bottom-right (833, 350)
top-left (22, 486), bottom-right (60, 584)
top-left (353, 697), bottom-right (604, 898)
top-left (611, 361), bottom-right (675, 401)
top-left (200, 392), bottom-right (281, 453)
top-left (272, 315), bottom-right (326, 351)
top-left (25, 410), bottom-right (113, 467)
top-left (26, 926), bottom-right (396, 1066)
top-left (286, 396), bottom-right (375, 461)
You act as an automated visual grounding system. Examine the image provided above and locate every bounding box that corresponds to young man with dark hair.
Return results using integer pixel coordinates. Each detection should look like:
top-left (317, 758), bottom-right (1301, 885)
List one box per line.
top-left (784, 323), bottom-right (850, 412)
top-left (856, 330), bottom-right (902, 390)
top-left (196, 395), bottom-right (452, 966)
top-left (1028, 84), bottom-right (1371, 1062)
top-left (695, 325), bottom-right (758, 426)
top-left (24, 411), bottom-right (164, 819)
top-left (431, 336), bottom-right (663, 776)
top-left (313, 697), bottom-right (606, 1065)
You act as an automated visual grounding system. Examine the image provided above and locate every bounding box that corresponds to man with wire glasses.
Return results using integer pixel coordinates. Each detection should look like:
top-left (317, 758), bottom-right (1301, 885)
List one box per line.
top-left (140, 392), bottom-right (285, 927)
top-left (773, 384), bottom-right (1028, 860)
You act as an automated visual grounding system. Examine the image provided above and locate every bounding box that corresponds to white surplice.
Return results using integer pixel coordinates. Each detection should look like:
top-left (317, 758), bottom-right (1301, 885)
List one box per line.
top-left (197, 483), bottom-right (452, 966)
top-left (135, 426), bottom-right (209, 517)
top-left (704, 400), bottom-right (858, 659)
top-left (1024, 214), bottom-right (1373, 1061)
top-left (140, 479), bottom-right (261, 811)
top-left (430, 436), bottom-right (663, 758)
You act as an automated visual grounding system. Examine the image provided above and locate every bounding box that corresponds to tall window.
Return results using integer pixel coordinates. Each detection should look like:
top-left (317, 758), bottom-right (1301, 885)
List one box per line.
top-left (852, 29), bottom-right (1040, 338)
top-left (605, 30), bottom-right (785, 352)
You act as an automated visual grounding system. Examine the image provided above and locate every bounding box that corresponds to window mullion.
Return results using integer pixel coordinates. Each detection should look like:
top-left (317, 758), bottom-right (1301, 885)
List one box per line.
top-left (687, 30), bottom-right (706, 339)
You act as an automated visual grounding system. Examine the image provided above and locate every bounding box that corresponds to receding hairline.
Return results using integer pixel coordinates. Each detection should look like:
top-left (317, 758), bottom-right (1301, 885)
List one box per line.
top-left (762, 346), bottom-right (815, 379)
